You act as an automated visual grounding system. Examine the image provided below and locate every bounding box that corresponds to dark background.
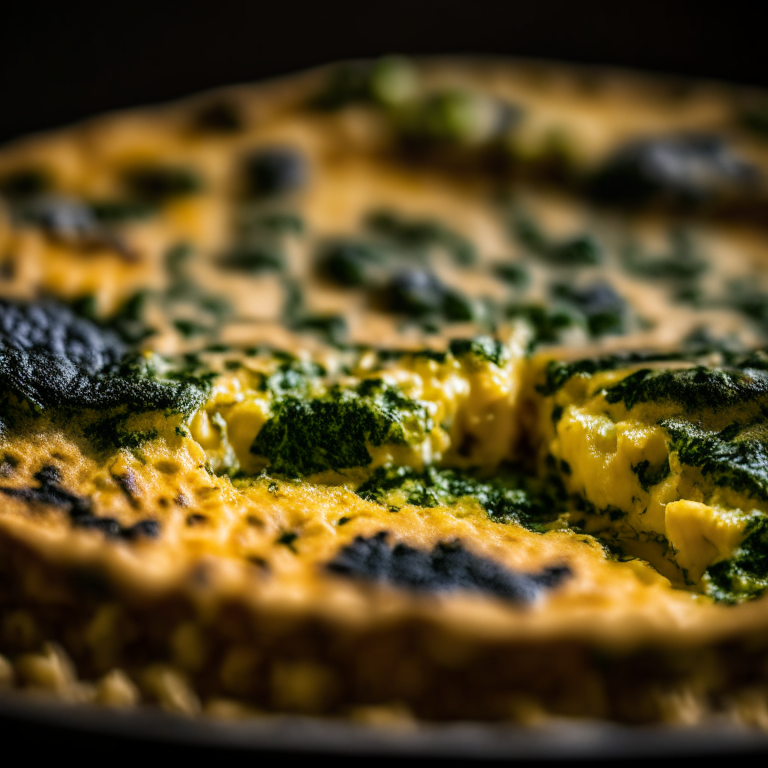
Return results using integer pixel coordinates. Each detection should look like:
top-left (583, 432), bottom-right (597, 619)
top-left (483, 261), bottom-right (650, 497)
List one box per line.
top-left (0, 1), bottom-right (763, 145)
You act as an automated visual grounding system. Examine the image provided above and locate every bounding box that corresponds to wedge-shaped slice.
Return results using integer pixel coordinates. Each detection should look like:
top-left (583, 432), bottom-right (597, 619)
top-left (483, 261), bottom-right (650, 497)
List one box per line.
top-left (532, 348), bottom-right (768, 601)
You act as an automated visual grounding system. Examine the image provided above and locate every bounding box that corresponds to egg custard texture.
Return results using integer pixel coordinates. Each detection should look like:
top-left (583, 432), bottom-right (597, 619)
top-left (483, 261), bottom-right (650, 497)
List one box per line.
top-left (4, 58), bottom-right (768, 724)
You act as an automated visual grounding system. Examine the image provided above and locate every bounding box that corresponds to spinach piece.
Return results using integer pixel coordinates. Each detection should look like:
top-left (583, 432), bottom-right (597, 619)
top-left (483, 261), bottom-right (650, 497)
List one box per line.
top-left (89, 199), bottom-right (158, 223)
top-left (251, 380), bottom-right (431, 477)
top-left (703, 516), bottom-right (768, 603)
top-left (537, 351), bottom-right (685, 396)
top-left (400, 89), bottom-right (520, 145)
top-left (291, 314), bottom-right (348, 345)
top-left (69, 291), bottom-right (154, 349)
top-left (631, 457), bottom-right (671, 492)
top-left (218, 242), bottom-right (286, 273)
top-left (724, 281), bottom-right (768, 338)
top-left (173, 319), bottom-right (211, 339)
top-left (317, 240), bottom-right (386, 287)
top-left (259, 359), bottom-right (326, 397)
top-left (278, 278), bottom-right (348, 345)
top-left (383, 269), bottom-right (476, 322)
top-left (123, 165), bottom-right (203, 201)
top-left (663, 418), bottom-right (768, 504)
top-left (310, 57), bottom-right (418, 110)
top-left (548, 235), bottom-right (603, 267)
top-left (161, 243), bottom-right (232, 337)
top-left (83, 414), bottom-right (159, 453)
top-left (355, 465), bottom-right (560, 531)
top-left (506, 303), bottom-right (578, 348)
top-left (621, 230), bottom-right (707, 280)
top-left (366, 209), bottom-right (477, 266)
top-left (493, 262), bottom-right (530, 288)
top-left (604, 366), bottom-right (768, 412)
top-left (245, 211), bottom-right (304, 236)
top-left (448, 335), bottom-right (510, 367)
top-left (511, 213), bottom-right (602, 267)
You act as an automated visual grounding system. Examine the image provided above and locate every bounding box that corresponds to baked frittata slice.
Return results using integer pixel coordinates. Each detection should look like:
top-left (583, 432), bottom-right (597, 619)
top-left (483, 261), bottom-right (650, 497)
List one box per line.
top-left (2, 57), bottom-right (768, 725)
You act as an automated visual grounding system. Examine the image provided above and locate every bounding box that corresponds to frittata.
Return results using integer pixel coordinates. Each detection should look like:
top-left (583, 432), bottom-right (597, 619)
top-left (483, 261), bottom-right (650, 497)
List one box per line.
top-left (3, 57), bottom-right (768, 725)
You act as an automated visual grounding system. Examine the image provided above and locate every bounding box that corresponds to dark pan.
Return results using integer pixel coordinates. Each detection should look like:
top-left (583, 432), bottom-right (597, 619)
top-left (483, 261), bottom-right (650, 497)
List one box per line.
top-left (2, 692), bottom-right (768, 762)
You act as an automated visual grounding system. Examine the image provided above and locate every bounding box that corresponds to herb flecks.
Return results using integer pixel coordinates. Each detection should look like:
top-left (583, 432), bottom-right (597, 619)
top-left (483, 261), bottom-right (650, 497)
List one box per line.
top-left (356, 465), bottom-right (560, 532)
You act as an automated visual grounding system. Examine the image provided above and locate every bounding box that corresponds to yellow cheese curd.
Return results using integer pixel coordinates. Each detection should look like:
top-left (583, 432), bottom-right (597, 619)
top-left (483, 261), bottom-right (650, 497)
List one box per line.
top-left (533, 351), bottom-right (768, 599)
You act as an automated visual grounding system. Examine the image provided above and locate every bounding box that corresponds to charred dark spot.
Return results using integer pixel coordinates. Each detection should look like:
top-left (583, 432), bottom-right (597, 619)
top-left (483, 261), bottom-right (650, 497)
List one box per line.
top-left (1, 298), bottom-right (125, 378)
top-left (0, 463), bottom-right (159, 541)
top-left (193, 100), bottom-right (244, 133)
top-left (0, 455), bottom-right (17, 477)
top-left (327, 532), bottom-right (571, 603)
top-left (16, 196), bottom-right (97, 237)
top-left (243, 147), bottom-right (307, 197)
top-left (589, 133), bottom-right (761, 207)
top-left (0, 464), bottom-right (93, 519)
top-left (0, 298), bottom-right (211, 414)
top-left (186, 513), bottom-right (208, 526)
top-left (72, 515), bottom-right (122, 537)
top-left (122, 519), bottom-right (160, 540)
top-left (338, 516), bottom-right (351, 526)
top-left (247, 555), bottom-right (269, 570)
top-left (73, 514), bottom-right (159, 541)
top-left (174, 493), bottom-right (189, 507)
top-left (113, 470), bottom-right (141, 506)
top-left (12, 197), bottom-right (141, 262)
top-left (277, 531), bottom-right (298, 550)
